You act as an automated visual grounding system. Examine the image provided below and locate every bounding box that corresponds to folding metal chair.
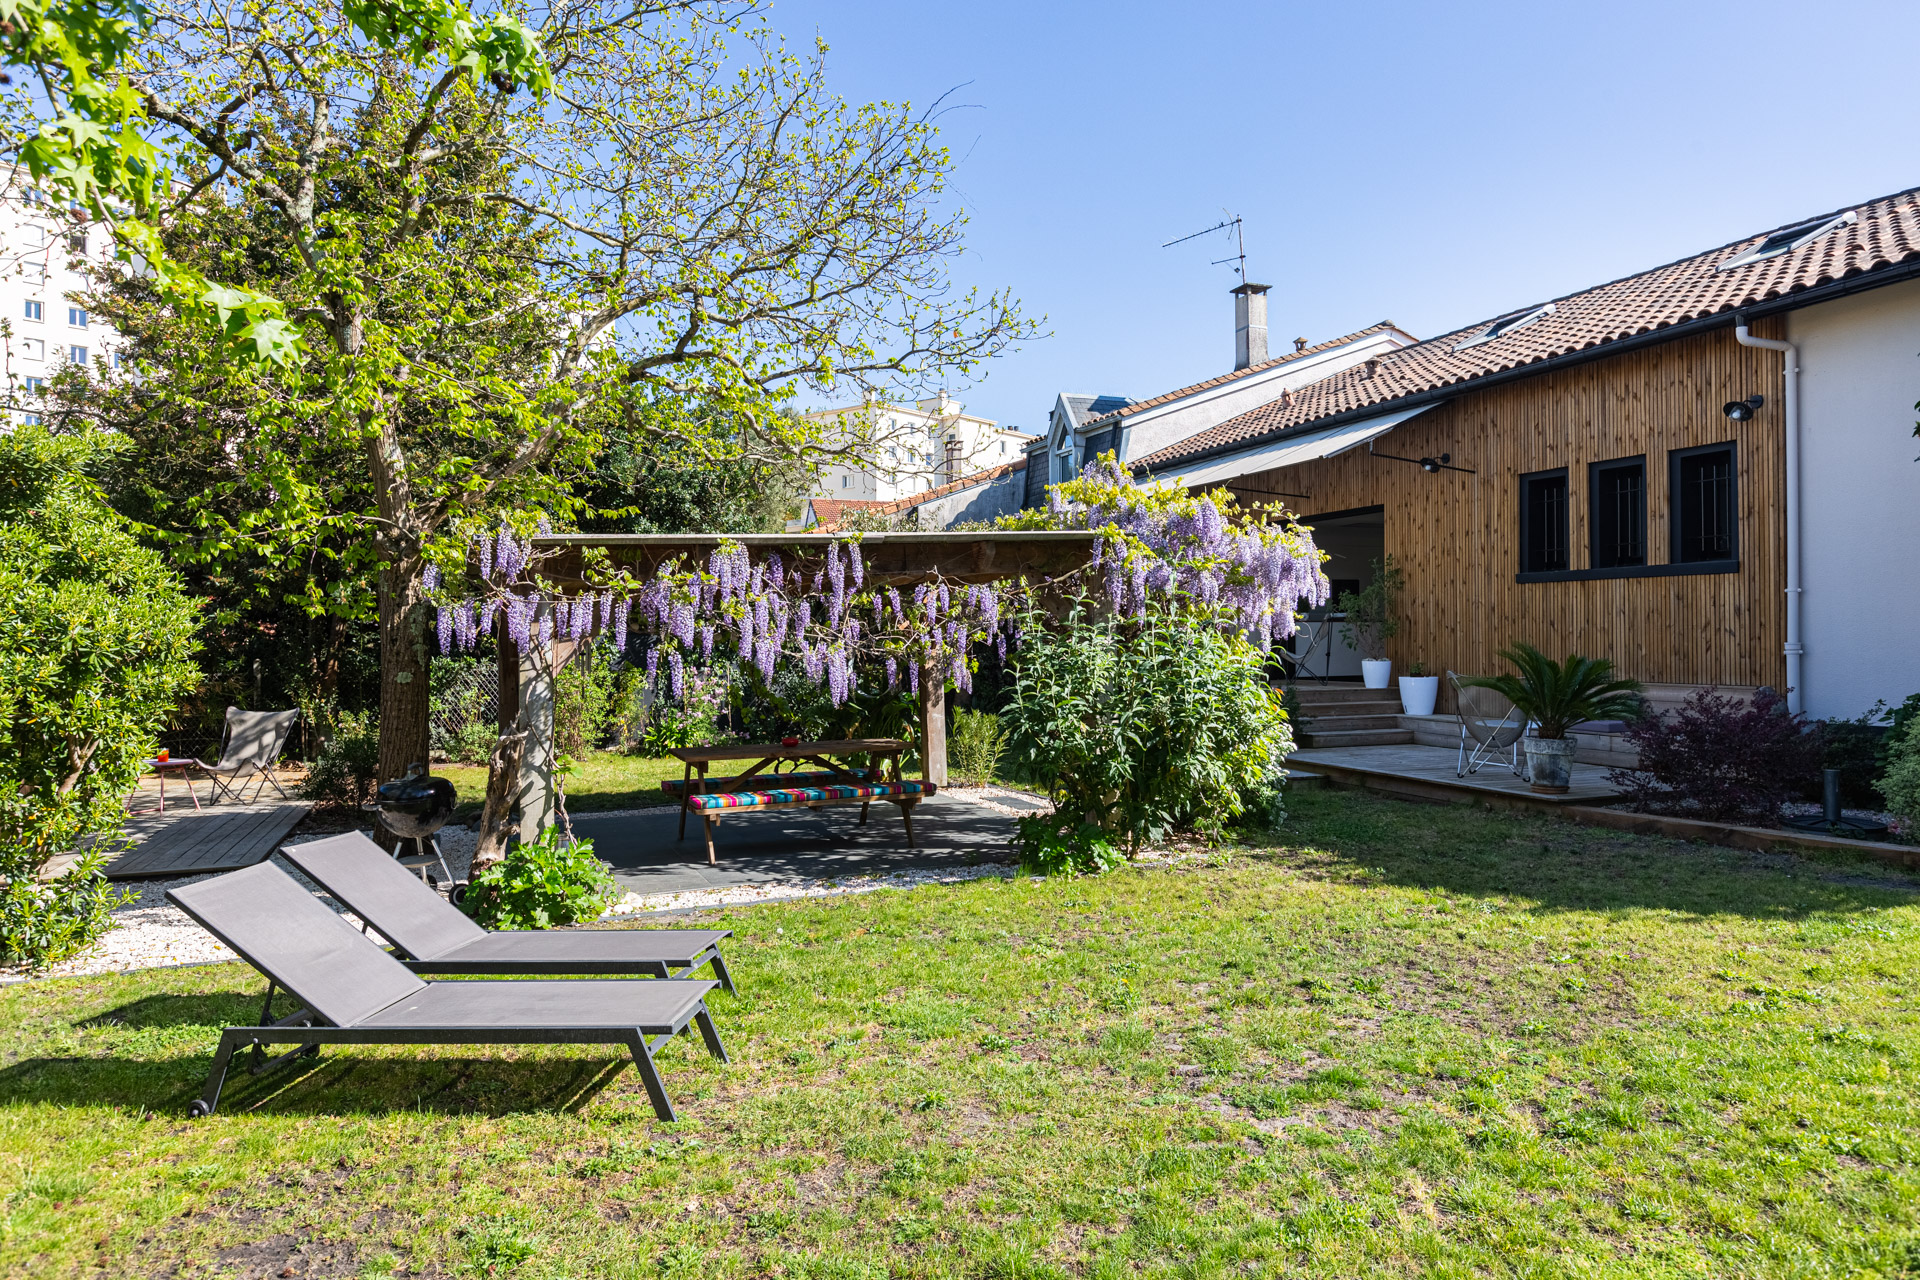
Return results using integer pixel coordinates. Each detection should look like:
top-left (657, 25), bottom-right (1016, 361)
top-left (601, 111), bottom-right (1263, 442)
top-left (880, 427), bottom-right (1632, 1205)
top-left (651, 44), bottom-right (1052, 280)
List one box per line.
top-left (1448, 671), bottom-right (1526, 778)
top-left (202, 707), bottom-right (300, 803)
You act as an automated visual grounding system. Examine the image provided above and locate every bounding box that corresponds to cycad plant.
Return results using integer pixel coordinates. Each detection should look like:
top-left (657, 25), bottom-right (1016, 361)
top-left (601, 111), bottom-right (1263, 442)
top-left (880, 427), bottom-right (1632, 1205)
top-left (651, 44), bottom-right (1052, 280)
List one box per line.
top-left (1459, 643), bottom-right (1644, 739)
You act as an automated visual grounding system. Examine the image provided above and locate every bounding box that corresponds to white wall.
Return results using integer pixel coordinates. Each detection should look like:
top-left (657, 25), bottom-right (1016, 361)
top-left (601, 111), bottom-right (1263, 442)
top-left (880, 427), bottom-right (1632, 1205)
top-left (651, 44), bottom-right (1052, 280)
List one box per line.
top-left (1787, 277), bottom-right (1920, 720)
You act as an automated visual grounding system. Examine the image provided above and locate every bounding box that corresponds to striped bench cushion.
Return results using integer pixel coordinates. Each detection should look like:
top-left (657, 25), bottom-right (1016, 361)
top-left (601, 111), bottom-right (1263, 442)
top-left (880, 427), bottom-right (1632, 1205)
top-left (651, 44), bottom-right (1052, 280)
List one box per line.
top-left (687, 782), bottom-right (933, 811)
top-left (662, 769), bottom-right (866, 796)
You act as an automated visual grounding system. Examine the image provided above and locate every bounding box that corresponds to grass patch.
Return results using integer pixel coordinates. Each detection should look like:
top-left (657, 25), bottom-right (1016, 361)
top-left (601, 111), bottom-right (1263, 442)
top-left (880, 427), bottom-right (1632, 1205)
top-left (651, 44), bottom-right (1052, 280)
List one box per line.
top-left (4, 787), bottom-right (1920, 1276)
top-left (441, 750), bottom-right (683, 821)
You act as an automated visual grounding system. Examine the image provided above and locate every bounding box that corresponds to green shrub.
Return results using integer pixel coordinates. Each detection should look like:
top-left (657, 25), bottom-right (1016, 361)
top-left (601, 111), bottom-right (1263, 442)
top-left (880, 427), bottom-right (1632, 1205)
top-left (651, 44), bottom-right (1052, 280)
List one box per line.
top-left (1001, 601), bottom-right (1293, 851)
top-left (949, 708), bottom-right (1006, 784)
top-left (555, 645), bottom-right (616, 757)
top-left (0, 427), bottom-right (200, 967)
top-left (1012, 815), bottom-right (1124, 877)
top-left (639, 662), bottom-right (731, 754)
top-left (1880, 717), bottom-right (1920, 840)
top-left (0, 856), bottom-right (131, 967)
top-left (299, 710), bottom-right (381, 808)
top-left (462, 827), bottom-right (619, 929)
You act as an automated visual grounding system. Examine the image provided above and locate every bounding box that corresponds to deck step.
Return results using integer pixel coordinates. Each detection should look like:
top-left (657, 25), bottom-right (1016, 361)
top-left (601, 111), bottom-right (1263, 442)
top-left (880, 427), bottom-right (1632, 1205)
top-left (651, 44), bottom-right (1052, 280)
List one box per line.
top-left (1296, 729), bottom-right (1416, 748)
top-left (1301, 713), bottom-right (1403, 731)
top-left (1284, 684), bottom-right (1396, 704)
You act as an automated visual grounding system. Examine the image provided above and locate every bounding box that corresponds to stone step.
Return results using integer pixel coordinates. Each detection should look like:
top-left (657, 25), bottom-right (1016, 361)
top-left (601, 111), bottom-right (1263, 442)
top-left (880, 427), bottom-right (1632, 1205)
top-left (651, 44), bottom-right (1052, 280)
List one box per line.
top-left (1283, 684), bottom-right (1393, 704)
top-left (1300, 713), bottom-right (1403, 731)
top-left (1296, 728), bottom-right (1417, 748)
top-left (1298, 700), bottom-right (1402, 718)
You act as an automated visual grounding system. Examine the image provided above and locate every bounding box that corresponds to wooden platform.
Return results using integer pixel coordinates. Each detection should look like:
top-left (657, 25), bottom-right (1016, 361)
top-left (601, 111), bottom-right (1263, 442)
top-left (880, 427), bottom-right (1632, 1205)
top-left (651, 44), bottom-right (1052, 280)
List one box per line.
top-left (103, 803), bottom-right (310, 881)
top-left (1286, 744), bottom-right (1621, 808)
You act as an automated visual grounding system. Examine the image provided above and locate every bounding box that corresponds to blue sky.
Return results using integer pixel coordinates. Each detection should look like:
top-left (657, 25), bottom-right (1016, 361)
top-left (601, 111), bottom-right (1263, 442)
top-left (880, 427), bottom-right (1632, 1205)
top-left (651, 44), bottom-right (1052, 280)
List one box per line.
top-left (771, 0), bottom-right (1920, 435)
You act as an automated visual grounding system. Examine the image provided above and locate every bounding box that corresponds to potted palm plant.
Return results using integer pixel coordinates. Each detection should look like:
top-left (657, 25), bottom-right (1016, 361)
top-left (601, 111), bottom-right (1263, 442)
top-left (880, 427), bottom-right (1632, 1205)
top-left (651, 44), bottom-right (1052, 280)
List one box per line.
top-left (1458, 643), bottom-right (1643, 793)
top-left (1336, 556), bottom-right (1402, 690)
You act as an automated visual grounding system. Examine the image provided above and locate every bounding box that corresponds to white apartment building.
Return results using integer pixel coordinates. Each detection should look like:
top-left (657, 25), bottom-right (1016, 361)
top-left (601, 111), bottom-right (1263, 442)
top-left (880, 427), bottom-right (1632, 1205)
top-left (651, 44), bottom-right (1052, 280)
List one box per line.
top-left (0, 169), bottom-right (122, 423)
top-left (804, 392), bottom-right (1035, 501)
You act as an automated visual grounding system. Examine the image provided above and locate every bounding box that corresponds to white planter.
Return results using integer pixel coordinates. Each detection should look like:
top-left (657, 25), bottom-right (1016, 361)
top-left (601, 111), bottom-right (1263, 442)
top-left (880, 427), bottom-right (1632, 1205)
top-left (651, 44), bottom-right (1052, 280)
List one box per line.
top-left (1399, 675), bottom-right (1439, 716)
top-left (1361, 659), bottom-right (1392, 690)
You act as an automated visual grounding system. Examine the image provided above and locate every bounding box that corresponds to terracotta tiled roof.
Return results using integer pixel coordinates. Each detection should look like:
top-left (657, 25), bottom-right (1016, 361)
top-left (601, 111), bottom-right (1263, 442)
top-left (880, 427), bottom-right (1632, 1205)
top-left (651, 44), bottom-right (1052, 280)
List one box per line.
top-left (807, 458), bottom-right (1027, 529)
top-left (803, 498), bottom-right (887, 528)
top-left (1083, 322), bottom-right (1408, 429)
top-left (1135, 187), bottom-right (1920, 472)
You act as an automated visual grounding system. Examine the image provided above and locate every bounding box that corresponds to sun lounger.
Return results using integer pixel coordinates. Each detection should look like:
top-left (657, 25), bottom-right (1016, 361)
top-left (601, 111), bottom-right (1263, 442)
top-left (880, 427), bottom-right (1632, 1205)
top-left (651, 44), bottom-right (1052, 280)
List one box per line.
top-left (166, 863), bottom-right (727, 1121)
top-left (281, 832), bottom-right (734, 992)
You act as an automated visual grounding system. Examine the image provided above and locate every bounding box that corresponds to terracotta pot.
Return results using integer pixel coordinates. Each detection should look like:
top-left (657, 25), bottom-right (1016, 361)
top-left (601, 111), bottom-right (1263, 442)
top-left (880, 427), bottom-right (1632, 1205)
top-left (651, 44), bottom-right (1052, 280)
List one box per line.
top-left (1523, 736), bottom-right (1575, 793)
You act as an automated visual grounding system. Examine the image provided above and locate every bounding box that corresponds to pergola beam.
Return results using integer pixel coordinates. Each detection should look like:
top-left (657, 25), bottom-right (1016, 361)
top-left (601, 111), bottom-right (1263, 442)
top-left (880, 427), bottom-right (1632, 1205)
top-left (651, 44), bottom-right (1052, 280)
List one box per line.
top-left (487, 530), bottom-right (1097, 839)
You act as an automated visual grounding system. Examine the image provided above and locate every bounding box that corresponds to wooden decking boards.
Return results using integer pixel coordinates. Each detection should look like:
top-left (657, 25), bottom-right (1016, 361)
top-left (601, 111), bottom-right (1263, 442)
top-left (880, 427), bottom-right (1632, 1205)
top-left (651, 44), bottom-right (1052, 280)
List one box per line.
top-left (104, 803), bottom-right (310, 881)
top-left (1285, 744), bottom-right (1622, 807)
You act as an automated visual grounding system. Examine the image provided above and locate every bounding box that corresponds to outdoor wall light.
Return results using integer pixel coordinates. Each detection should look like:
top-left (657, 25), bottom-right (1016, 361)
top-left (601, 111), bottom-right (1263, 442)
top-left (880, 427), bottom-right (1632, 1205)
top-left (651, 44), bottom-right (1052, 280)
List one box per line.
top-left (1421, 453), bottom-right (1450, 473)
top-left (1723, 395), bottom-right (1764, 421)
top-left (1368, 441), bottom-right (1477, 474)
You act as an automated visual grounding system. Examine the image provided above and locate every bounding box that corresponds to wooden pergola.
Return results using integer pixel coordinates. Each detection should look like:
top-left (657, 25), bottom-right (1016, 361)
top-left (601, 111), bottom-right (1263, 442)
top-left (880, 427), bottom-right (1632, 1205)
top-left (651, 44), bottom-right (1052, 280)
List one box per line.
top-left (494, 531), bottom-right (1099, 838)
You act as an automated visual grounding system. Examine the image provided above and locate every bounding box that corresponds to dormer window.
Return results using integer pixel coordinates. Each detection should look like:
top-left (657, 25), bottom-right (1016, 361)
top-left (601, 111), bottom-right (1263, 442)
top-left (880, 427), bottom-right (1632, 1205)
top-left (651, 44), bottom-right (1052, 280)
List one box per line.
top-left (1718, 210), bottom-right (1856, 271)
top-left (1453, 303), bottom-right (1556, 351)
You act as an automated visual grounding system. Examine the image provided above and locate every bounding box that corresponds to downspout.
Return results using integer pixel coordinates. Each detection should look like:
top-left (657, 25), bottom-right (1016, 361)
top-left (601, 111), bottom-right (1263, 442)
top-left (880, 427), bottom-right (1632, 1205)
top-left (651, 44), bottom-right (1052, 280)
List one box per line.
top-left (1733, 314), bottom-right (1802, 714)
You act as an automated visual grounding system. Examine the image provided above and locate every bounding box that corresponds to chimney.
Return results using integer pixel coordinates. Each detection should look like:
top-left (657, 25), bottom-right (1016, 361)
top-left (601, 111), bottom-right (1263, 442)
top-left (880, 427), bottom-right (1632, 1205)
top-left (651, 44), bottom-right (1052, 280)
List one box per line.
top-left (1293, 336), bottom-right (1308, 353)
top-left (1232, 282), bottom-right (1270, 370)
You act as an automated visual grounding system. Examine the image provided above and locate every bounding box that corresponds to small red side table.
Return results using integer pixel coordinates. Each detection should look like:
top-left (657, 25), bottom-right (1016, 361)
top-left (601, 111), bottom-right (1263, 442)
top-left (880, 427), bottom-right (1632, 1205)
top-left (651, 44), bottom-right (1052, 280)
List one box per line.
top-left (132, 757), bottom-right (206, 815)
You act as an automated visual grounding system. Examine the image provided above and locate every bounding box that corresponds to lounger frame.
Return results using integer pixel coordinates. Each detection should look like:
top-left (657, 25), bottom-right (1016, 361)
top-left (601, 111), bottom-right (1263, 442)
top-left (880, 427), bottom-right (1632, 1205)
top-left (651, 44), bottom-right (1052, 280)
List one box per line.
top-left (191, 983), bottom-right (725, 1122)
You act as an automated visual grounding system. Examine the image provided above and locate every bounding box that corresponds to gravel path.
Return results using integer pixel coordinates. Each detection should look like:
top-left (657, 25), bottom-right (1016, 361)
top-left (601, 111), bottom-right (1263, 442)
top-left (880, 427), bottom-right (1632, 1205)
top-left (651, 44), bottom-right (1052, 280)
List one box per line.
top-left (2, 788), bottom-right (1061, 984)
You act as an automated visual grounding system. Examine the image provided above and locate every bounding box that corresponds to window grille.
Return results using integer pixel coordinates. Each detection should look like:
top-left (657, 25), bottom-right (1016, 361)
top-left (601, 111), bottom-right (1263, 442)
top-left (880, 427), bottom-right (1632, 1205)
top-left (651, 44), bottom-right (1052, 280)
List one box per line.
top-left (1521, 469), bottom-right (1569, 574)
top-left (1672, 444), bottom-right (1737, 563)
top-left (1589, 457), bottom-right (1646, 569)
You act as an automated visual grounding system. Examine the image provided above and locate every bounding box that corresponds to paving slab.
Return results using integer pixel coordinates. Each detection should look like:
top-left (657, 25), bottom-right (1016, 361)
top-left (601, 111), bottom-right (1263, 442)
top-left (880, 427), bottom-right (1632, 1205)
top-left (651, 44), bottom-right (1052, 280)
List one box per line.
top-left (574, 792), bottom-right (1019, 895)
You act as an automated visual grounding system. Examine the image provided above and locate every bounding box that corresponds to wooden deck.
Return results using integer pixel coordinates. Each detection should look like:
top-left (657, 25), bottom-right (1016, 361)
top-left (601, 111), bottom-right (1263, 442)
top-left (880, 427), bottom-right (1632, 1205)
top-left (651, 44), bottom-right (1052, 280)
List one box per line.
top-left (103, 802), bottom-right (310, 881)
top-left (1286, 744), bottom-right (1621, 808)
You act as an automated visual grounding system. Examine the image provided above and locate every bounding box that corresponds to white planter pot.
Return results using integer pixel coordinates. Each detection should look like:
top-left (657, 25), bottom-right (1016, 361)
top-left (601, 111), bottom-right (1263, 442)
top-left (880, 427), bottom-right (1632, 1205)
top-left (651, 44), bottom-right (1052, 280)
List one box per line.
top-left (1399, 675), bottom-right (1439, 716)
top-left (1361, 659), bottom-right (1392, 690)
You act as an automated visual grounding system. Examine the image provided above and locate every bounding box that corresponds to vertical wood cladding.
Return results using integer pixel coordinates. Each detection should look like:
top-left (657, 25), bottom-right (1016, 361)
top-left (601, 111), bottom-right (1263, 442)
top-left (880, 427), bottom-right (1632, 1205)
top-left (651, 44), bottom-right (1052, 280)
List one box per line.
top-left (1222, 320), bottom-right (1788, 695)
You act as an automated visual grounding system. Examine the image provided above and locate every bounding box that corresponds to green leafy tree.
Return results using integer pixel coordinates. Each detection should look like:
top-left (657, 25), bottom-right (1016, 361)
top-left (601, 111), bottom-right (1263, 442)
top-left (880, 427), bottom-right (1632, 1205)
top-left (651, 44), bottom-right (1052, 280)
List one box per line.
top-left (62, 0), bottom-right (1029, 789)
top-left (0, 427), bottom-right (200, 966)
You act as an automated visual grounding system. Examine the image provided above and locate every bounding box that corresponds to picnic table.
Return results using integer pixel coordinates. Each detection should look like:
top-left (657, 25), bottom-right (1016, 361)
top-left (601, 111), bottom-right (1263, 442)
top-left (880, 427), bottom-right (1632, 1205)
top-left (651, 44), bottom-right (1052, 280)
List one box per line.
top-left (664, 738), bottom-right (931, 862)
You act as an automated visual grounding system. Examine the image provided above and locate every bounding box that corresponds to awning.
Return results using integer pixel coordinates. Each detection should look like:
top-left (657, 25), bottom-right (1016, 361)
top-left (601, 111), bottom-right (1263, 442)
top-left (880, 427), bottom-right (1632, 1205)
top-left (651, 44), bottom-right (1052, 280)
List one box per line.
top-left (1155, 402), bottom-right (1445, 490)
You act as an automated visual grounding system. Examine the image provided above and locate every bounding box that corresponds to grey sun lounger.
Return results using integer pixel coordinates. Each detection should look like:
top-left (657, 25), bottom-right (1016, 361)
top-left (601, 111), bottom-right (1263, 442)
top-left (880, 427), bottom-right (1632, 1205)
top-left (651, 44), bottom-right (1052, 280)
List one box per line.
top-left (280, 832), bottom-right (734, 992)
top-left (166, 863), bottom-right (726, 1121)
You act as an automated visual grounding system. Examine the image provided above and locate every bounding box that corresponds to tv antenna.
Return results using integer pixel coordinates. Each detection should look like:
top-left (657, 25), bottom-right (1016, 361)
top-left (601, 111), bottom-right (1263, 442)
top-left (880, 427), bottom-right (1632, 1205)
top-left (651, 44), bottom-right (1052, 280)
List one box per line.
top-left (1162, 211), bottom-right (1246, 280)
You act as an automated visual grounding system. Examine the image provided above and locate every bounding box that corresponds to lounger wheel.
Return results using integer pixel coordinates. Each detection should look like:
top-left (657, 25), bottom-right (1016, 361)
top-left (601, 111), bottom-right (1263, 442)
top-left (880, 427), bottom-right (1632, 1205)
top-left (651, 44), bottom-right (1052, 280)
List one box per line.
top-left (187, 1099), bottom-right (212, 1118)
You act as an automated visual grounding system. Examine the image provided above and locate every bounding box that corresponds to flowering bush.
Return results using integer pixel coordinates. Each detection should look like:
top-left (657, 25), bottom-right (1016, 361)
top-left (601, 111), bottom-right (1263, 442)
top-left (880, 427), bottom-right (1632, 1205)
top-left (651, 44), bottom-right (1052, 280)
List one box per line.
top-left (0, 428), bottom-right (200, 966)
top-left (1610, 686), bottom-right (1821, 824)
top-left (1002, 601), bottom-right (1294, 851)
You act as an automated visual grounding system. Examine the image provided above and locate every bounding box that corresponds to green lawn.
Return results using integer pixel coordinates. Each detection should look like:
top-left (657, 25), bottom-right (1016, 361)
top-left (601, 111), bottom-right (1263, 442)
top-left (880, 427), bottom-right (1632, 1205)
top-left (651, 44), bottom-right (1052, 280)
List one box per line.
top-left (4, 787), bottom-right (1918, 1277)
top-left (441, 752), bottom-right (686, 820)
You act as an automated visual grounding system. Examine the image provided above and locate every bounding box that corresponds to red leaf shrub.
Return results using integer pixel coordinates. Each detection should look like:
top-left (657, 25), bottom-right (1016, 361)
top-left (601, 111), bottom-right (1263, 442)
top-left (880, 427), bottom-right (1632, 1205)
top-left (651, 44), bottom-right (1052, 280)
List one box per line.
top-left (1610, 686), bottom-right (1822, 824)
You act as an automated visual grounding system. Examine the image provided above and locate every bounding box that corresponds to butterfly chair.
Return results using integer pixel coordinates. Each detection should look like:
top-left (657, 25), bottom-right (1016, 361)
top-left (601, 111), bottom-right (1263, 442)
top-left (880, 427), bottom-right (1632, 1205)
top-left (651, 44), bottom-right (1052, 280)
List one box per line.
top-left (202, 706), bottom-right (300, 803)
top-left (1447, 672), bottom-right (1526, 779)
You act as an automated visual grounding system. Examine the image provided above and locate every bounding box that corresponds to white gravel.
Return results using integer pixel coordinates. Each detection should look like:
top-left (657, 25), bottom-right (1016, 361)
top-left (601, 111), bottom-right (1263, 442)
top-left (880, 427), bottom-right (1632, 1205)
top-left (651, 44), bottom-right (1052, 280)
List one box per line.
top-left (2, 790), bottom-right (1060, 983)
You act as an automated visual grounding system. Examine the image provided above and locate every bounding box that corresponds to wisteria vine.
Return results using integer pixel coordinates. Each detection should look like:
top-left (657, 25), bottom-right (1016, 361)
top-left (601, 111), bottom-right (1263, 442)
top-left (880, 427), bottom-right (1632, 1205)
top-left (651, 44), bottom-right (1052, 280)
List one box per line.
top-left (425, 457), bottom-right (1327, 709)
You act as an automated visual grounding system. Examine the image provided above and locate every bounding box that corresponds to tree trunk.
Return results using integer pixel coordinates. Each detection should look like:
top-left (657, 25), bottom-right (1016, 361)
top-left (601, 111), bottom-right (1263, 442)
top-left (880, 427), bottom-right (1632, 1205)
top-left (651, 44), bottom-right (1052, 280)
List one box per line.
top-left (474, 729), bottom-right (528, 869)
top-left (377, 566), bottom-right (433, 789)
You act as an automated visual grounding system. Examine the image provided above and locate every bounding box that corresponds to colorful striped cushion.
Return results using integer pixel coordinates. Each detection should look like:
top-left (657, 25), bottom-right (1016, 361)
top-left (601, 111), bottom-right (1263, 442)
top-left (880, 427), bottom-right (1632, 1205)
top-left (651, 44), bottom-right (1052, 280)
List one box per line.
top-left (687, 782), bottom-right (931, 811)
top-left (662, 769), bottom-right (866, 795)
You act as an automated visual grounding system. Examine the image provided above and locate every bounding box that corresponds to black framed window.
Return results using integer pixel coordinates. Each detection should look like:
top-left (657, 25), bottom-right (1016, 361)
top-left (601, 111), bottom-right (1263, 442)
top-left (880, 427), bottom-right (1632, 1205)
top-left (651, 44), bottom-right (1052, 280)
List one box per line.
top-left (1671, 443), bottom-right (1738, 564)
top-left (1589, 456), bottom-right (1647, 569)
top-left (1520, 468), bottom-right (1569, 574)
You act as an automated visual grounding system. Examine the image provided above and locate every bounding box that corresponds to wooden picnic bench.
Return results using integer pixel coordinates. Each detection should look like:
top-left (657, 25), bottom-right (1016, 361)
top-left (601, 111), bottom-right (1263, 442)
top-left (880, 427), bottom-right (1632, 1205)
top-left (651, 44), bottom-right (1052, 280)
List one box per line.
top-left (665, 738), bottom-right (935, 864)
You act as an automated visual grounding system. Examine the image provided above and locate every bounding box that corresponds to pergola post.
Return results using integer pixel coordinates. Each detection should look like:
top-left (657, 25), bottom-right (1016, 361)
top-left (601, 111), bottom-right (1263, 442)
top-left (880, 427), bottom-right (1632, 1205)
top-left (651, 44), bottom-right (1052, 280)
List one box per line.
top-left (920, 663), bottom-right (947, 786)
